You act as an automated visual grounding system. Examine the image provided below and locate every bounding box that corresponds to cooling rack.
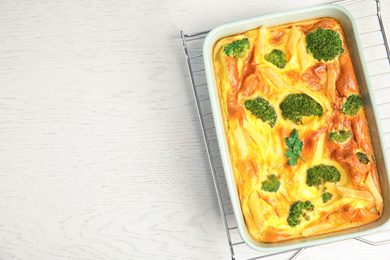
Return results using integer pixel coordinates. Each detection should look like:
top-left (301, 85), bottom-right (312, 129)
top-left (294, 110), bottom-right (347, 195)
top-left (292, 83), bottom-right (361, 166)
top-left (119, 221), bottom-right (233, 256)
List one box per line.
top-left (180, 0), bottom-right (390, 259)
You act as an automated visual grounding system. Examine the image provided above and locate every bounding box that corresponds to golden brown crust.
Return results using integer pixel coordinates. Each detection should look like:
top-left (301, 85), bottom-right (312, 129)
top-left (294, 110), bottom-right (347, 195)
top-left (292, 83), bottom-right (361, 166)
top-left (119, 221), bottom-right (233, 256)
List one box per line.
top-left (212, 17), bottom-right (383, 243)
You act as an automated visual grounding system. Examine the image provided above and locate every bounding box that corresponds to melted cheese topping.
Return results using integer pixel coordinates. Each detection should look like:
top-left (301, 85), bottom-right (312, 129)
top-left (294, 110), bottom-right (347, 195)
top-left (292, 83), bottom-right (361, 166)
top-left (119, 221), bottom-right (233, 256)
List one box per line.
top-left (212, 18), bottom-right (383, 243)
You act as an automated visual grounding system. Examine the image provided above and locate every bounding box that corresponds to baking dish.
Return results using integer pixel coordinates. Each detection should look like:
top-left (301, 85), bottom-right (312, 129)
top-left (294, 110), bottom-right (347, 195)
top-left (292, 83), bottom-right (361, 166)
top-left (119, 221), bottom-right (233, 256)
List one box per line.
top-left (203, 4), bottom-right (390, 252)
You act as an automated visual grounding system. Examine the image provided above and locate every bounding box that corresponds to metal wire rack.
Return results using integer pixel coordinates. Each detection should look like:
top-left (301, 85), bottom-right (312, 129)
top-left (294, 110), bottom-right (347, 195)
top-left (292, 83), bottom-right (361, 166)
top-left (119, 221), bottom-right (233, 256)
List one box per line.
top-left (180, 0), bottom-right (390, 259)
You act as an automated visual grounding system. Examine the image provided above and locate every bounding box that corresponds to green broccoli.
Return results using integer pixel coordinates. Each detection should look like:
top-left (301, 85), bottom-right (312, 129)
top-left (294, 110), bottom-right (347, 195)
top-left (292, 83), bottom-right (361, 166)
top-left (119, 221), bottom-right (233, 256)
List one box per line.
top-left (306, 28), bottom-right (344, 62)
top-left (287, 200), bottom-right (314, 227)
top-left (342, 94), bottom-right (363, 116)
top-left (356, 152), bottom-right (370, 164)
top-left (244, 97), bottom-right (277, 127)
top-left (223, 38), bottom-right (250, 59)
top-left (329, 129), bottom-right (352, 143)
top-left (279, 93), bottom-right (323, 124)
top-left (265, 49), bottom-right (287, 68)
top-left (322, 192), bottom-right (333, 203)
top-left (306, 164), bottom-right (341, 187)
top-left (261, 174), bottom-right (281, 192)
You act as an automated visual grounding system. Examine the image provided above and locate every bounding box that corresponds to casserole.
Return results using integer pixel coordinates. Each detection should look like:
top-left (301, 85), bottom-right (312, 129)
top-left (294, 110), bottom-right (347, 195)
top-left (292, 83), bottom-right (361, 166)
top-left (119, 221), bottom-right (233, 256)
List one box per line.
top-left (203, 4), bottom-right (390, 252)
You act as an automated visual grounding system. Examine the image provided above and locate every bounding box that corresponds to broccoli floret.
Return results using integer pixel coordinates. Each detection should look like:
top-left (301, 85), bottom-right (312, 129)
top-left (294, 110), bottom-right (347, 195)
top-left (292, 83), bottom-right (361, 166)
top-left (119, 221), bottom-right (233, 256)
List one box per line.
top-left (306, 28), bottom-right (344, 62)
top-left (265, 49), bottom-right (287, 68)
top-left (223, 38), bottom-right (250, 59)
top-left (261, 174), bottom-right (281, 192)
top-left (280, 93), bottom-right (323, 124)
top-left (306, 164), bottom-right (341, 187)
top-left (245, 97), bottom-right (277, 127)
top-left (329, 129), bottom-right (352, 143)
top-left (287, 201), bottom-right (314, 227)
top-left (342, 94), bottom-right (363, 116)
top-left (356, 152), bottom-right (370, 164)
top-left (322, 192), bottom-right (333, 203)
top-left (306, 167), bottom-right (323, 186)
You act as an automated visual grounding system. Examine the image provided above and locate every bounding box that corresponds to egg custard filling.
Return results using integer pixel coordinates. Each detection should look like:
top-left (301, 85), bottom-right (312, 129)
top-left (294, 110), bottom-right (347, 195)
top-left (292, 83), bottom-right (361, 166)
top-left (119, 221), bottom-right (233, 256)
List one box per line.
top-left (212, 17), bottom-right (383, 242)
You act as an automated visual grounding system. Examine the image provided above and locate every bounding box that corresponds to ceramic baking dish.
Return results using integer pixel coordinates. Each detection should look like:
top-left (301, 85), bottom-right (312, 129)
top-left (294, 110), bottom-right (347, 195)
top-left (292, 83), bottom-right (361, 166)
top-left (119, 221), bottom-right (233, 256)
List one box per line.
top-left (203, 4), bottom-right (390, 252)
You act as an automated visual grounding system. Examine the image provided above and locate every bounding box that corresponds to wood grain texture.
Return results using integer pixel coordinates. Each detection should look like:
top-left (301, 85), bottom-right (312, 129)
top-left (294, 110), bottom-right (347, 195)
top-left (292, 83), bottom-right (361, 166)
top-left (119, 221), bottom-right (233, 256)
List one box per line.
top-left (1, 0), bottom-right (390, 259)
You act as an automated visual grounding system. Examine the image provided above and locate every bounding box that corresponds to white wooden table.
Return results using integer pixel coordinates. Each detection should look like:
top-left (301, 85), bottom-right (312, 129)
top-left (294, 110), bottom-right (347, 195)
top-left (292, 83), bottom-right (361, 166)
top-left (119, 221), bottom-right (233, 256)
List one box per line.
top-left (1, 0), bottom-right (390, 259)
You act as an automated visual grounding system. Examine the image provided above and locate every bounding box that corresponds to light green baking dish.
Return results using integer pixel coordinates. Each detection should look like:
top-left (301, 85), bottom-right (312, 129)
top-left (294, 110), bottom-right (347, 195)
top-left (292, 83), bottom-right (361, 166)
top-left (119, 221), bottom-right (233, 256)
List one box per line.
top-left (203, 3), bottom-right (390, 252)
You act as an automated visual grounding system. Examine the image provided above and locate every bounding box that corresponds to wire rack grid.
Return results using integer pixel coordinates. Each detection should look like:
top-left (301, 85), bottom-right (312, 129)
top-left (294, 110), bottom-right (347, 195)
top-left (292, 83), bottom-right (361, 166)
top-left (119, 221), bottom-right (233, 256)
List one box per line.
top-left (180, 0), bottom-right (390, 259)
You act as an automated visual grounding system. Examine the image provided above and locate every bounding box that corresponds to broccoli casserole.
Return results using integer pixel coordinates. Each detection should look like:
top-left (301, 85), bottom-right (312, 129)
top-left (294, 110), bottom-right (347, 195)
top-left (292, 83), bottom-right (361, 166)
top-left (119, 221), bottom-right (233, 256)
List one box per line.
top-left (212, 17), bottom-right (383, 242)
